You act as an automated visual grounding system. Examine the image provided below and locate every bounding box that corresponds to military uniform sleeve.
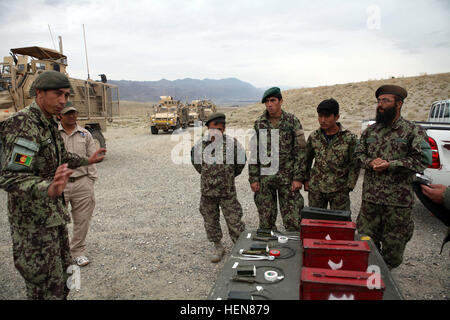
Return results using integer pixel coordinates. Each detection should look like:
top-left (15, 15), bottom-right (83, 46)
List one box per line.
top-left (346, 134), bottom-right (361, 191)
top-left (0, 114), bottom-right (51, 198)
top-left (388, 126), bottom-right (432, 174)
top-left (292, 117), bottom-right (306, 182)
top-left (248, 122), bottom-right (260, 184)
top-left (304, 133), bottom-right (314, 182)
top-left (234, 138), bottom-right (246, 177)
top-left (60, 146), bottom-right (89, 169)
top-left (444, 187), bottom-right (450, 210)
top-left (191, 141), bottom-right (202, 174)
top-left (354, 129), bottom-right (373, 170)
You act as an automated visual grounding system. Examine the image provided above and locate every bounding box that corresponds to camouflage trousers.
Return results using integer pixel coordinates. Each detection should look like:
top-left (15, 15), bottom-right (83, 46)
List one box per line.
top-left (10, 224), bottom-right (72, 300)
top-left (308, 190), bottom-right (351, 212)
top-left (356, 200), bottom-right (414, 269)
top-left (254, 179), bottom-right (304, 232)
top-left (199, 195), bottom-right (246, 243)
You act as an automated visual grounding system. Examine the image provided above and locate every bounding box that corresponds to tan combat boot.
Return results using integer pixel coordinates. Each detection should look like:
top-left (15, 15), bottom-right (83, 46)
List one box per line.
top-left (210, 241), bottom-right (224, 263)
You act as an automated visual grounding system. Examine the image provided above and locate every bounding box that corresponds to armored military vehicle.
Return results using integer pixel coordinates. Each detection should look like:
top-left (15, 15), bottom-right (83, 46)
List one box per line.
top-left (185, 100), bottom-right (200, 126)
top-left (0, 46), bottom-right (119, 148)
top-left (150, 96), bottom-right (188, 134)
top-left (195, 99), bottom-right (217, 122)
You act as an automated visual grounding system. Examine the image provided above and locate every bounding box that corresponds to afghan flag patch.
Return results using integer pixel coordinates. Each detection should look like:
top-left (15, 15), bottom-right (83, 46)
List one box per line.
top-left (13, 153), bottom-right (33, 167)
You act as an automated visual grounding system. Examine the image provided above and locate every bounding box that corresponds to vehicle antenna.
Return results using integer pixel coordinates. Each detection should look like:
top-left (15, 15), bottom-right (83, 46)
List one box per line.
top-left (58, 36), bottom-right (63, 54)
top-left (83, 24), bottom-right (91, 80)
top-left (48, 24), bottom-right (57, 51)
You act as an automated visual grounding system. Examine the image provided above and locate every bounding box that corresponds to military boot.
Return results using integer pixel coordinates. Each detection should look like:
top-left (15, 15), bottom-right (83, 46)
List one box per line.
top-left (210, 241), bottom-right (224, 263)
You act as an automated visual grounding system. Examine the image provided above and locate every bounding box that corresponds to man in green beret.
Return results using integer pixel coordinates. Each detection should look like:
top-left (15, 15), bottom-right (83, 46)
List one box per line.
top-left (191, 112), bottom-right (246, 262)
top-left (249, 87), bottom-right (306, 231)
top-left (0, 70), bottom-right (106, 299)
top-left (355, 84), bottom-right (432, 269)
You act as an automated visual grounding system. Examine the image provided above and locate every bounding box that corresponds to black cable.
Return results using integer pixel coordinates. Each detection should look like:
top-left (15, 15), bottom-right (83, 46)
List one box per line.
top-left (269, 245), bottom-right (296, 259)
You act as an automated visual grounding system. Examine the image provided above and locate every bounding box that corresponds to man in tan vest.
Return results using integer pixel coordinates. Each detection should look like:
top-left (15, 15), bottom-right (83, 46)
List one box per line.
top-left (58, 102), bottom-right (98, 267)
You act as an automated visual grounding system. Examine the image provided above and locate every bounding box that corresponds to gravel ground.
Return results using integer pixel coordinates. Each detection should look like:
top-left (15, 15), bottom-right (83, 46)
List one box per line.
top-left (0, 119), bottom-right (448, 300)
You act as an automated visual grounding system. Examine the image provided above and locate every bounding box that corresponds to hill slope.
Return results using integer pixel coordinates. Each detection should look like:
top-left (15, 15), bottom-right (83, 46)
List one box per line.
top-left (225, 72), bottom-right (450, 135)
top-left (109, 77), bottom-right (263, 103)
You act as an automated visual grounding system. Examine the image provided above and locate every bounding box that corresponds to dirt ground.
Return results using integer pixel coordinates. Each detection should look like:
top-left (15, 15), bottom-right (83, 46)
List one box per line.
top-left (0, 116), bottom-right (448, 300)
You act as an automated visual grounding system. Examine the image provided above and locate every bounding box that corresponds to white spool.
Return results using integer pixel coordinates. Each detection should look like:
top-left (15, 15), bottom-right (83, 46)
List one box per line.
top-left (264, 270), bottom-right (278, 282)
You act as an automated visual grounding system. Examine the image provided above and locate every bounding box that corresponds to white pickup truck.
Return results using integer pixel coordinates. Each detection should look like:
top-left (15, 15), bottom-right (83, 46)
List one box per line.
top-left (361, 99), bottom-right (450, 185)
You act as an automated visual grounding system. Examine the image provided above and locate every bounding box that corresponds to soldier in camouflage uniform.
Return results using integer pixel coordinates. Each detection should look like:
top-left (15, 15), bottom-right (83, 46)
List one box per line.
top-left (191, 113), bottom-right (246, 262)
top-left (0, 71), bottom-right (106, 299)
top-left (355, 85), bottom-right (432, 269)
top-left (305, 98), bottom-right (360, 211)
top-left (249, 87), bottom-right (306, 231)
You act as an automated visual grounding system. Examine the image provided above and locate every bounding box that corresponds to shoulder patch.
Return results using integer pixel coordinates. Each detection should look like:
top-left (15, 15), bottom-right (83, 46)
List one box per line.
top-left (13, 153), bottom-right (33, 167)
top-left (6, 138), bottom-right (39, 172)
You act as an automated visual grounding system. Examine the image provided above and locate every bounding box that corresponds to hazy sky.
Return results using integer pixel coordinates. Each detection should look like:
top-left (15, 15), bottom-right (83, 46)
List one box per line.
top-left (1, 0), bottom-right (449, 88)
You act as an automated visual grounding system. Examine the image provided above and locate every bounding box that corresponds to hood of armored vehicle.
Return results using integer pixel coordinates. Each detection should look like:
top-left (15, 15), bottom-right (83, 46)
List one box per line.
top-left (153, 112), bottom-right (176, 119)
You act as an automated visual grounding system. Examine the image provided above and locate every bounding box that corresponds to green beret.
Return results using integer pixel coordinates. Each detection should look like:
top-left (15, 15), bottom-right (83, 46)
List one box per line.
top-left (261, 87), bottom-right (282, 103)
top-left (375, 85), bottom-right (407, 101)
top-left (205, 112), bottom-right (226, 126)
top-left (30, 70), bottom-right (71, 96)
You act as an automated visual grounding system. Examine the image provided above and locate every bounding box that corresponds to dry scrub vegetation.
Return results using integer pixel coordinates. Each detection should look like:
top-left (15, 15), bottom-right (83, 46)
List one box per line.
top-left (224, 72), bottom-right (450, 135)
top-left (113, 73), bottom-right (450, 136)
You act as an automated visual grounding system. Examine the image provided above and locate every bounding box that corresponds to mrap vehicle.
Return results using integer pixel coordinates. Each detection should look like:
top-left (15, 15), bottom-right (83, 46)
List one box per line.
top-left (150, 96), bottom-right (189, 134)
top-left (0, 46), bottom-right (119, 148)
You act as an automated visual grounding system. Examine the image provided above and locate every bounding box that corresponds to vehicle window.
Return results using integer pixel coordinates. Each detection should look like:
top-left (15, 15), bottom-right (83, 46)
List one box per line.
top-left (444, 103), bottom-right (450, 118)
top-left (18, 64), bottom-right (25, 72)
top-left (430, 104), bottom-right (437, 118)
top-left (2, 65), bottom-right (11, 74)
top-left (439, 104), bottom-right (445, 118)
top-left (36, 63), bottom-right (46, 70)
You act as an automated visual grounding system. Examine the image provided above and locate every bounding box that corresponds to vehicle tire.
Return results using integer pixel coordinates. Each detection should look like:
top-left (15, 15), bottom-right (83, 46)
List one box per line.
top-left (182, 122), bottom-right (188, 129)
top-left (151, 126), bottom-right (158, 134)
top-left (88, 128), bottom-right (106, 149)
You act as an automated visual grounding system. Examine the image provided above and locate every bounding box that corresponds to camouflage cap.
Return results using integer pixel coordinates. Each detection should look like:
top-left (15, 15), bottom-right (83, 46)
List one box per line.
top-left (261, 87), bottom-right (282, 103)
top-left (30, 70), bottom-right (71, 96)
top-left (375, 85), bottom-right (407, 101)
top-left (61, 101), bottom-right (77, 114)
top-left (205, 112), bottom-right (226, 126)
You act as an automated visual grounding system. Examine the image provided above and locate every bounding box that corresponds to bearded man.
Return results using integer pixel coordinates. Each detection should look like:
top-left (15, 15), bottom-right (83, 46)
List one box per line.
top-left (354, 85), bottom-right (432, 269)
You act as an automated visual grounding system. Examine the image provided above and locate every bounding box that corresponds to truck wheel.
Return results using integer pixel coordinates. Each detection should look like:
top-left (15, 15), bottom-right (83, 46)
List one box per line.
top-left (151, 126), bottom-right (158, 134)
top-left (182, 122), bottom-right (188, 129)
top-left (89, 128), bottom-right (106, 149)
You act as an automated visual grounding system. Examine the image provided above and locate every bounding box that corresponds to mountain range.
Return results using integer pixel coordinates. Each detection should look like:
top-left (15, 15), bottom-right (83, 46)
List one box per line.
top-left (109, 77), bottom-right (265, 103)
